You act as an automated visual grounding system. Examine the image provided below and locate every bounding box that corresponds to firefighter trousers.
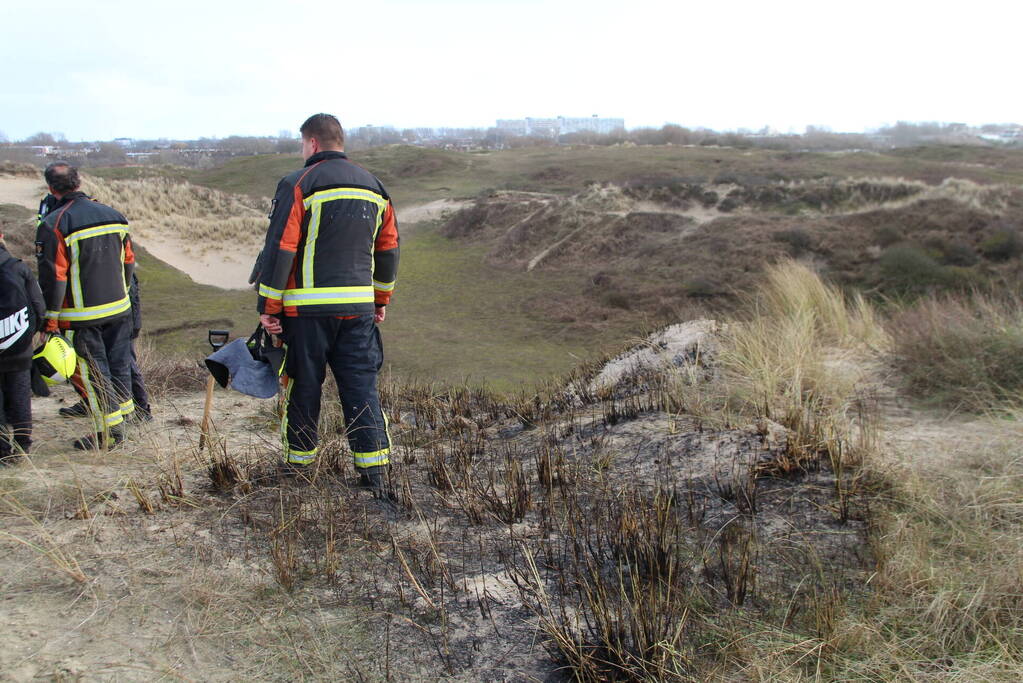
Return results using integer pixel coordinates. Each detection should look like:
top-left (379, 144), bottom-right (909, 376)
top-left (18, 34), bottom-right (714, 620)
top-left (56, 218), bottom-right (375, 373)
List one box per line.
top-left (0, 369), bottom-right (31, 457)
top-left (281, 315), bottom-right (390, 469)
top-left (67, 315), bottom-right (133, 435)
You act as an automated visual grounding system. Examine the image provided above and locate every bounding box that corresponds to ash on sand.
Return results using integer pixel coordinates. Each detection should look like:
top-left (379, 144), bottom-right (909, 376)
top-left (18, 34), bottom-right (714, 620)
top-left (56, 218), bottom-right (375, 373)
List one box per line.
top-left (0, 321), bottom-right (871, 681)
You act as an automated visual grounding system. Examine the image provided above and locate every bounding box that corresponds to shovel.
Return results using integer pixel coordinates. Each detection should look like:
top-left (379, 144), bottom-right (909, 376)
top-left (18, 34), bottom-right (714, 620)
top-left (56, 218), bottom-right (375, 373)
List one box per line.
top-left (199, 329), bottom-right (229, 452)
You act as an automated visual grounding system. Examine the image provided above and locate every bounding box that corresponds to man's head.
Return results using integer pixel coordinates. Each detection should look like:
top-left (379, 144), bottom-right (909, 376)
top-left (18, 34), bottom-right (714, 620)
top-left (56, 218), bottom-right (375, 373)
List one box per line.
top-left (299, 113), bottom-right (344, 160)
top-left (43, 161), bottom-right (80, 198)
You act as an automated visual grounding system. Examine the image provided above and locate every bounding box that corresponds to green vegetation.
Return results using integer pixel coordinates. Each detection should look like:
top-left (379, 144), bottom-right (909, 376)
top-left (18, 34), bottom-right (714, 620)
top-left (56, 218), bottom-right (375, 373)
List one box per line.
top-left (59, 143), bottom-right (1023, 390)
top-left (892, 293), bottom-right (1023, 410)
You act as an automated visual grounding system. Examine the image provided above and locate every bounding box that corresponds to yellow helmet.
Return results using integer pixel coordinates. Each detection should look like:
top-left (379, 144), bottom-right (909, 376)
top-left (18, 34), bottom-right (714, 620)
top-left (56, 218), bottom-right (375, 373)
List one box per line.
top-left (33, 335), bottom-right (77, 385)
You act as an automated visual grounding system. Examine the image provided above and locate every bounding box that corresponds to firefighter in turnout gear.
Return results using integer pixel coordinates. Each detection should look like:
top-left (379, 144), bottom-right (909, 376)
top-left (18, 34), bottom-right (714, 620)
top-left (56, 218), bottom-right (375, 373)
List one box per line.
top-left (35, 161), bottom-right (136, 450)
top-left (257, 114), bottom-right (399, 490)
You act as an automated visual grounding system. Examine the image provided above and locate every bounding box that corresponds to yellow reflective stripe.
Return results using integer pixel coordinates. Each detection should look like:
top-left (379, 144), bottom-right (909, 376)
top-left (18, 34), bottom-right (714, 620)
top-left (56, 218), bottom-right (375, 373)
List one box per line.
top-left (372, 279), bottom-right (395, 292)
top-left (353, 448), bottom-right (390, 468)
top-left (259, 283), bottom-right (283, 299)
top-left (70, 241), bottom-right (84, 308)
top-left (59, 296), bottom-right (131, 321)
top-left (303, 201), bottom-right (322, 287)
top-left (302, 188), bottom-right (387, 210)
top-left (119, 400), bottom-right (135, 416)
top-left (68, 330), bottom-right (103, 433)
top-left (105, 411), bottom-right (124, 427)
top-left (297, 189), bottom-right (386, 290)
top-left (64, 224), bottom-right (128, 244)
top-left (287, 447), bottom-right (317, 464)
top-left (282, 287), bottom-right (374, 306)
top-left (45, 310), bottom-right (60, 320)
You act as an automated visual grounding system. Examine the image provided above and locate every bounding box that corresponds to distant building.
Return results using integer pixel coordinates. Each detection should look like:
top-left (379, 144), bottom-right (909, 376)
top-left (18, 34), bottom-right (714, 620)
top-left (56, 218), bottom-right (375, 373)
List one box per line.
top-left (496, 115), bottom-right (625, 138)
top-left (113, 137), bottom-right (134, 148)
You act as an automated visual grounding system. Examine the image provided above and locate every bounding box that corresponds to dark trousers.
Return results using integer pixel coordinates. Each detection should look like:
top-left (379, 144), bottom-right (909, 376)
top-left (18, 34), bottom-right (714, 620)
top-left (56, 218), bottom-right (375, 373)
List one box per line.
top-left (130, 343), bottom-right (149, 410)
top-left (282, 315), bottom-right (390, 469)
top-left (67, 315), bottom-right (133, 434)
top-left (0, 369), bottom-right (31, 457)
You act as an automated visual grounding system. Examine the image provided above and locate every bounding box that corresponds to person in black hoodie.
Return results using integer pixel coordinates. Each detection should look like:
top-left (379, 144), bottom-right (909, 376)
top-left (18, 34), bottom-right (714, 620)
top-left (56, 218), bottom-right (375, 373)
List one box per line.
top-left (0, 229), bottom-right (46, 465)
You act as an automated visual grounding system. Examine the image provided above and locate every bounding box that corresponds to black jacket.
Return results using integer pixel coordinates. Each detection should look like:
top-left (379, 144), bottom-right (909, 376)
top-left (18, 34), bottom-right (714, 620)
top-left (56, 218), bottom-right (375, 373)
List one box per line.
top-left (35, 192), bottom-right (135, 330)
top-left (0, 246), bottom-right (46, 372)
top-left (257, 151), bottom-right (399, 317)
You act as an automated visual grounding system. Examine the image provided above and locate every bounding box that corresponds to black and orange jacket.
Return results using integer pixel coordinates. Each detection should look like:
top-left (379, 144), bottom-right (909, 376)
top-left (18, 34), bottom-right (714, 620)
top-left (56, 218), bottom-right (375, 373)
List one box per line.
top-left (257, 151), bottom-right (399, 318)
top-left (35, 192), bottom-right (135, 331)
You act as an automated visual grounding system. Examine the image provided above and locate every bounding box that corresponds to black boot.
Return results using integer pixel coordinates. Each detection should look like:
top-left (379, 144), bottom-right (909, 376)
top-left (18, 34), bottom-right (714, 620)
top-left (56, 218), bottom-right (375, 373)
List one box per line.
top-left (72, 430), bottom-right (124, 451)
top-left (59, 401), bottom-right (89, 418)
top-left (356, 465), bottom-right (386, 489)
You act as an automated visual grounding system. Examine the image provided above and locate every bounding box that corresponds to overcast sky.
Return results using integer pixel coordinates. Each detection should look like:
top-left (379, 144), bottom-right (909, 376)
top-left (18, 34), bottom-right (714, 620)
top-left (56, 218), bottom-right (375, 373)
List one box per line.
top-left (1, 0), bottom-right (1018, 141)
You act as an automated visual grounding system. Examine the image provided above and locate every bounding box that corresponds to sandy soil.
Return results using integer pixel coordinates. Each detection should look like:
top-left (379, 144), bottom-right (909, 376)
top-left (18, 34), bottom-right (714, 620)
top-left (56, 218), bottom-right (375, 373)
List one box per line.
top-left (0, 176), bottom-right (46, 211)
top-left (399, 198), bottom-right (470, 227)
top-left (133, 233), bottom-right (261, 290)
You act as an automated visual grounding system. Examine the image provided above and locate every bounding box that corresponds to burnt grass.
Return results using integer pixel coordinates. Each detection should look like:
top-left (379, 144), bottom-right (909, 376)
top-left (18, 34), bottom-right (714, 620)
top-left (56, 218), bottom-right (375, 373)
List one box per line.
top-left (159, 353), bottom-right (876, 681)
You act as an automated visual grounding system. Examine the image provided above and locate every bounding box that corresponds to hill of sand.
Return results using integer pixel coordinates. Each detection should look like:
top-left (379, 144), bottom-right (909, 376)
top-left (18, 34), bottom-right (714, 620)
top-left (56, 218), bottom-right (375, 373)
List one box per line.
top-left (0, 176), bottom-right (45, 211)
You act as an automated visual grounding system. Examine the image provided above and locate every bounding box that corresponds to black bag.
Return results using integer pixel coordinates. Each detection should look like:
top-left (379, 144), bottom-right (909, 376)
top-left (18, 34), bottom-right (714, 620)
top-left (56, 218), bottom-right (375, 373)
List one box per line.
top-left (247, 326), bottom-right (284, 378)
top-left (0, 252), bottom-right (35, 358)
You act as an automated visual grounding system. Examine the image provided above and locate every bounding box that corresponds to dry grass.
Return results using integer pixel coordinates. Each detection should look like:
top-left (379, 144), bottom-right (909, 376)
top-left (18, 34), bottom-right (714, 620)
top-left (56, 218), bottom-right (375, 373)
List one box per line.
top-left (81, 175), bottom-right (267, 247)
top-left (891, 293), bottom-right (1023, 410)
top-left (3, 260), bottom-right (1021, 679)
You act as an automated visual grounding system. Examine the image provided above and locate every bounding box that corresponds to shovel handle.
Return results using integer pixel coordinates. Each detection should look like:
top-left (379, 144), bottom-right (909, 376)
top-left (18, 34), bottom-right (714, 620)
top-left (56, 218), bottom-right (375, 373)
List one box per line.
top-left (199, 375), bottom-right (216, 452)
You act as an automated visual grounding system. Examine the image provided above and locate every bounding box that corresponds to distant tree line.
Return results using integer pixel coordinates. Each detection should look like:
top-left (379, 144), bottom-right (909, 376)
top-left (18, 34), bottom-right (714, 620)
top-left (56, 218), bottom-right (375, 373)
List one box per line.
top-left (1, 120), bottom-right (1018, 169)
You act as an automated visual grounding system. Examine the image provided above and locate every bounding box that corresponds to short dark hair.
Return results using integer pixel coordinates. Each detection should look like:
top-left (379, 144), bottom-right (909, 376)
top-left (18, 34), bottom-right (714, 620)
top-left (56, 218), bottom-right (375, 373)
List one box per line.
top-left (300, 113), bottom-right (344, 148)
top-left (44, 161), bottom-right (80, 194)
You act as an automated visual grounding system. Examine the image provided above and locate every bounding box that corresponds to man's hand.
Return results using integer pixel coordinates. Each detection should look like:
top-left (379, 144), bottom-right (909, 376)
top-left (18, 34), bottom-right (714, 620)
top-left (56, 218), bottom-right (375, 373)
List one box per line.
top-left (35, 331), bottom-right (48, 347)
top-left (260, 313), bottom-right (283, 334)
top-left (374, 306), bottom-right (386, 324)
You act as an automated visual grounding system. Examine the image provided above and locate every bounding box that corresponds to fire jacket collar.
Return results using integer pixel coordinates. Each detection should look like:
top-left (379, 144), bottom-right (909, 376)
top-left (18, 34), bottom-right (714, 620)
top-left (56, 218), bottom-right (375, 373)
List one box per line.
top-left (304, 150), bottom-right (348, 167)
top-left (54, 191), bottom-right (89, 208)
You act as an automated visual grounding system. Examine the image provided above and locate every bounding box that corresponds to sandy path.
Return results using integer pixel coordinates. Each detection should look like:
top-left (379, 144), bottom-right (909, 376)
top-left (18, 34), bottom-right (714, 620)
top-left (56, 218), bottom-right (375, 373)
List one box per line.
top-left (0, 176), bottom-right (46, 210)
top-left (399, 198), bottom-right (469, 226)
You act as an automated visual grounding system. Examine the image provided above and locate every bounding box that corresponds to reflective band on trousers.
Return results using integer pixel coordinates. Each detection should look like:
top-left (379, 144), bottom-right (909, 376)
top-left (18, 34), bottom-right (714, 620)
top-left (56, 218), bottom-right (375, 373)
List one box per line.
top-left (287, 449), bottom-right (317, 465)
top-left (353, 448), bottom-right (390, 469)
top-left (281, 287), bottom-right (374, 306)
top-left (58, 295), bottom-right (131, 321)
top-left (119, 399), bottom-right (135, 416)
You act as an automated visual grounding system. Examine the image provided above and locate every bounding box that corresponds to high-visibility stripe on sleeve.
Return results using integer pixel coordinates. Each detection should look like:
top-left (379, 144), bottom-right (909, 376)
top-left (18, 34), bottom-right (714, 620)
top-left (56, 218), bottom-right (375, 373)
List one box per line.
top-left (45, 310), bottom-right (61, 320)
top-left (259, 283), bottom-right (283, 299)
top-left (372, 279), bottom-right (395, 292)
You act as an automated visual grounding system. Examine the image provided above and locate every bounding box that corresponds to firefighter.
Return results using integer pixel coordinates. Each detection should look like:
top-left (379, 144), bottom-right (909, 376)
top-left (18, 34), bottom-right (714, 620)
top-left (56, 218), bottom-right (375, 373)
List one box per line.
top-left (257, 114), bottom-right (399, 490)
top-left (58, 270), bottom-right (152, 422)
top-left (35, 161), bottom-right (136, 450)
